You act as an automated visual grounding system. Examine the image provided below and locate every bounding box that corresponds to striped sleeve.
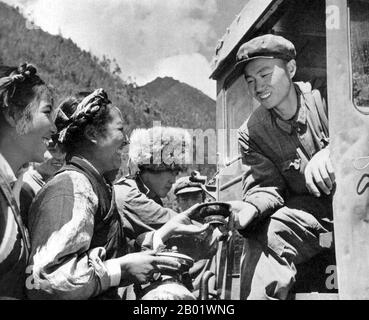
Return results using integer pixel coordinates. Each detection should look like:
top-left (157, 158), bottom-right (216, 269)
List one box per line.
top-left (26, 171), bottom-right (120, 300)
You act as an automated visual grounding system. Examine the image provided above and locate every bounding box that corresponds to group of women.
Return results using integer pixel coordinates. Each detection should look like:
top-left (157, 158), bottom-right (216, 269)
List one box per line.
top-left (0, 63), bottom-right (222, 300)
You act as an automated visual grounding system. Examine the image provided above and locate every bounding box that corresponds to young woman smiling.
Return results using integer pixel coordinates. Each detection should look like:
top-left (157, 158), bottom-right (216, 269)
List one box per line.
top-left (25, 89), bottom-right (208, 300)
top-left (0, 63), bottom-right (55, 299)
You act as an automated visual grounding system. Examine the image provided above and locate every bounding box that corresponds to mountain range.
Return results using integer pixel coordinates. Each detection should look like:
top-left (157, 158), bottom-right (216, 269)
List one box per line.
top-left (139, 76), bottom-right (215, 130)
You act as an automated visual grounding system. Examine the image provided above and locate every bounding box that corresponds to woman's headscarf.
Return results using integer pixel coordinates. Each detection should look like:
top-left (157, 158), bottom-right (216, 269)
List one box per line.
top-left (0, 63), bottom-right (43, 109)
top-left (56, 88), bottom-right (111, 143)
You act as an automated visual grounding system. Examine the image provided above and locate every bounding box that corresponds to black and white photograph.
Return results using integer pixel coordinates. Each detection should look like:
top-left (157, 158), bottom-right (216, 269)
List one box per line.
top-left (1, 0), bottom-right (369, 307)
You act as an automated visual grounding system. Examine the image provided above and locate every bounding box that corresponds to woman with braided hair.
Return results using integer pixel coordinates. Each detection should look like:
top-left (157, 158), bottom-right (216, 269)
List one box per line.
top-left (25, 88), bottom-right (209, 300)
top-left (0, 63), bottom-right (55, 299)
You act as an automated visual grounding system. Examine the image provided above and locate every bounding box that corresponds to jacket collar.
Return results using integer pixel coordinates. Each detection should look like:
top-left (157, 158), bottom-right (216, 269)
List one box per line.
top-left (272, 83), bottom-right (309, 134)
top-left (134, 173), bottom-right (163, 206)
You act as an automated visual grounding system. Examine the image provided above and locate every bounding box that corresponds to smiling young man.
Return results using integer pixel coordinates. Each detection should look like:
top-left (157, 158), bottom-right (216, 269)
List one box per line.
top-left (232, 34), bottom-right (334, 300)
top-left (114, 127), bottom-right (190, 235)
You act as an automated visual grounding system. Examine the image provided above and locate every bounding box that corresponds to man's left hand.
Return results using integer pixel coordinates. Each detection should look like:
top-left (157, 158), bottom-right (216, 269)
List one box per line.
top-left (304, 148), bottom-right (335, 197)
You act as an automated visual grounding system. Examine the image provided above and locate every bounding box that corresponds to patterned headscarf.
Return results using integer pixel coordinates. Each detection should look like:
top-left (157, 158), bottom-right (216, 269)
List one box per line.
top-left (57, 88), bottom-right (111, 143)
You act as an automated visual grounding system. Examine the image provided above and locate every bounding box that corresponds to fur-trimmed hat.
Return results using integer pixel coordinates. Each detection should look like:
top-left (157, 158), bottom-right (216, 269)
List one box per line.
top-left (129, 126), bottom-right (192, 172)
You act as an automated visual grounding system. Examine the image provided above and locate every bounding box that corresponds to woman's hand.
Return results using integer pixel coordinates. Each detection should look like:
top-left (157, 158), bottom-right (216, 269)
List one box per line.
top-left (115, 251), bottom-right (181, 286)
top-left (155, 204), bottom-right (210, 243)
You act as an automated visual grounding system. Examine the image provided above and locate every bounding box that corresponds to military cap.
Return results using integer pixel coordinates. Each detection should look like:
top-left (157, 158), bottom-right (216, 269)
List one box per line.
top-left (235, 34), bottom-right (296, 70)
top-left (174, 176), bottom-right (204, 196)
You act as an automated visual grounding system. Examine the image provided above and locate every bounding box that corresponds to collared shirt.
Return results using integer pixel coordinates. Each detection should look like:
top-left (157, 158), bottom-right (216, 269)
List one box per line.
top-left (0, 152), bottom-right (28, 299)
top-left (238, 82), bottom-right (330, 221)
top-left (135, 173), bottom-right (164, 206)
top-left (114, 174), bottom-right (177, 238)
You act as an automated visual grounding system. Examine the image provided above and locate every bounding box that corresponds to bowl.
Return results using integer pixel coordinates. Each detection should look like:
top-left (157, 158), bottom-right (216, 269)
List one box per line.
top-left (155, 251), bottom-right (194, 273)
top-left (190, 202), bottom-right (231, 225)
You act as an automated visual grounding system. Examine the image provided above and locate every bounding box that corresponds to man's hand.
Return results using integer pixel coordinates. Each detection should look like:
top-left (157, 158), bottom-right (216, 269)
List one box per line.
top-left (227, 201), bottom-right (258, 230)
top-left (115, 251), bottom-right (181, 286)
top-left (304, 148), bottom-right (335, 197)
top-left (155, 204), bottom-right (210, 243)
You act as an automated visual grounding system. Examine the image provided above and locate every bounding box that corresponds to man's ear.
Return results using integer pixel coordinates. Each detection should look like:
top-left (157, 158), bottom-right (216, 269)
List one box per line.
top-left (84, 125), bottom-right (98, 144)
top-left (286, 59), bottom-right (297, 79)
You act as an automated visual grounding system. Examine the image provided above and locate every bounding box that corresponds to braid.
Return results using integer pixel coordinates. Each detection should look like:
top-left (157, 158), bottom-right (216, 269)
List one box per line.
top-left (18, 63), bottom-right (37, 78)
top-left (57, 101), bottom-right (110, 154)
top-left (0, 62), bottom-right (44, 112)
top-left (55, 89), bottom-right (112, 155)
top-left (13, 63), bottom-right (43, 87)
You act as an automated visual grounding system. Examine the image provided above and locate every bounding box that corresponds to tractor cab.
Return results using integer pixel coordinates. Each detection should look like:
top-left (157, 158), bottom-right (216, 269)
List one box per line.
top-left (209, 0), bottom-right (369, 300)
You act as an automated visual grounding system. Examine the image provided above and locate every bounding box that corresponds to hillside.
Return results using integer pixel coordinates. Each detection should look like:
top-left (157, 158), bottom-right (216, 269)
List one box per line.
top-left (0, 2), bottom-right (162, 131)
top-left (139, 77), bottom-right (217, 179)
top-left (139, 77), bottom-right (215, 130)
top-left (0, 2), bottom-right (216, 179)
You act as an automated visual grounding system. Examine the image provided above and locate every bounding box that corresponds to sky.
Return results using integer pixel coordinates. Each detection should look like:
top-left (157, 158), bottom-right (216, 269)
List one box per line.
top-left (2, 0), bottom-right (246, 99)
